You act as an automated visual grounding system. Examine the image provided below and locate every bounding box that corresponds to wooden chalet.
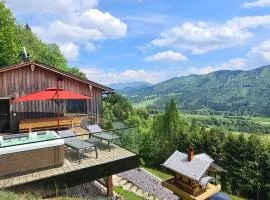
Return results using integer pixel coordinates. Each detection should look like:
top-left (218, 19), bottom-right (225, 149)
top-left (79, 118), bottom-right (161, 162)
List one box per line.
top-left (162, 147), bottom-right (226, 200)
top-left (0, 61), bottom-right (139, 198)
top-left (0, 61), bottom-right (113, 134)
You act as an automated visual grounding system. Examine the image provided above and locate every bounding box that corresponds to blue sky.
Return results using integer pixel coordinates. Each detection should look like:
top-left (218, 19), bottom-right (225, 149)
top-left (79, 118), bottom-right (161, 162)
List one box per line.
top-left (5, 0), bottom-right (270, 85)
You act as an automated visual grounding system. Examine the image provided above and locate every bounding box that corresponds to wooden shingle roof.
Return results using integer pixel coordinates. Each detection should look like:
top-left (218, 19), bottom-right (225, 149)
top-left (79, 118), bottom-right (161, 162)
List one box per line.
top-left (162, 150), bottom-right (225, 181)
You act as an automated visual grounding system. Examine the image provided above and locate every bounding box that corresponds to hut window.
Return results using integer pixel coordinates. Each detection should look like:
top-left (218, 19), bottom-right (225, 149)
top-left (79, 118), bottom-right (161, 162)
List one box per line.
top-left (66, 100), bottom-right (86, 113)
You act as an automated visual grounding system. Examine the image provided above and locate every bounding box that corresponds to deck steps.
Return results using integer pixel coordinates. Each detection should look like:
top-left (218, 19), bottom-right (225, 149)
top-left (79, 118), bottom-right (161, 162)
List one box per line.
top-left (112, 175), bottom-right (121, 182)
top-left (142, 191), bottom-right (149, 198)
top-left (113, 175), bottom-right (159, 200)
top-left (136, 188), bottom-right (143, 196)
top-left (130, 185), bottom-right (138, 193)
top-left (118, 179), bottom-right (128, 185)
top-left (123, 182), bottom-right (133, 190)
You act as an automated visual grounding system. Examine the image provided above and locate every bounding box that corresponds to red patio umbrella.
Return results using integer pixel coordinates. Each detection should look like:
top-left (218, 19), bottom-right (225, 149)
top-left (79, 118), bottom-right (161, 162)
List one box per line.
top-left (13, 87), bottom-right (91, 102)
top-left (13, 87), bottom-right (91, 130)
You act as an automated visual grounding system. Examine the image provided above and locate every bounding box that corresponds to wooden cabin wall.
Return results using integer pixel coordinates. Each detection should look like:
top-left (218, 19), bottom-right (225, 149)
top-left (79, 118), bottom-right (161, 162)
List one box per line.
top-left (0, 64), bottom-right (103, 133)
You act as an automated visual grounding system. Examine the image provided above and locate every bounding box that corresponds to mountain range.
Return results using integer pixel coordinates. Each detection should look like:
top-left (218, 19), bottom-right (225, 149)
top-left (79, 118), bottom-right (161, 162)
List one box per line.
top-left (119, 65), bottom-right (270, 116)
top-left (109, 81), bottom-right (152, 92)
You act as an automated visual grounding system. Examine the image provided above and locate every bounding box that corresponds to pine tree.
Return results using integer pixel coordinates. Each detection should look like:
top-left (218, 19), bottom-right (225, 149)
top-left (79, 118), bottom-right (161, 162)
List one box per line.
top-left (201, 128), bottom-right (225, 164)
top-left (222, 133), bottom-right (249, 195)
top-left (260, 142), bottom-right (270, 199)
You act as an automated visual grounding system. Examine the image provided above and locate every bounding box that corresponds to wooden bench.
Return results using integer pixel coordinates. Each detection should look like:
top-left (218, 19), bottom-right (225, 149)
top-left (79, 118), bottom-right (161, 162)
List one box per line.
top-left (19, 116), bottom-right (81, 133)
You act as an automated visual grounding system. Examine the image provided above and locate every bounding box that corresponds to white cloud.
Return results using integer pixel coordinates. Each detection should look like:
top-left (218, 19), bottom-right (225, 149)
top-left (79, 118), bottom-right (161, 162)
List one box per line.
top-left (77, 9), bottom-right (127, 39)
top-left (218, 58), bottom-right (247, 70)
top-left (80, 67), bottom-right (166, 85)
top-left (5, 1), bottom-right (127, 60)
top-left (58, 43), bottom-right (79, 60)
top-left (189, 38), bottom-right (270, 73)
top-left (33, 9), bottom-right (128, 44)
top-left (144, 51), bottom-right (187, 62)
top-left (5, 0), bottom-right (98, 18)
top-left (186, 66), bottom-right (215, 75)
top-left (186, 58), bottom-right (247, 75)
top-left (150, 15), bottom-right (270, 54)
top-left (247, 39), bottom-right (270, 62)
top-left (80, 37), bottom-right (270, 85)
top-left (242, 0), bottom-right (270, 8)
top-left (124, 13), bottom-right (175, 25)
top-left (32, 21), bottom-right (104, 44)
top-left (33, 10), bottom-right (127, 43)
top-left (85, 43), bottom-right (96, 52)
top-left (32, 10), bottom-right (127, 59)
top-left (79, 56), bottom-right (248, 85)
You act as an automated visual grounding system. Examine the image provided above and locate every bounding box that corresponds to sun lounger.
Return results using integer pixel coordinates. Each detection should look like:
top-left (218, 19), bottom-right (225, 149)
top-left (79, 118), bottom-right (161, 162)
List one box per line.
top-left (58, 130), bottom-right (98, 163)
top-left (87, 124), bottom-right (119, 151)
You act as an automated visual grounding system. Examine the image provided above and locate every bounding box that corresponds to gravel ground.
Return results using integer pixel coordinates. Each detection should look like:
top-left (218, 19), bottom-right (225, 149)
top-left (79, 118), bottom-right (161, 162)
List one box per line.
top-left (14, 180), bottom-right (112, 200)
top-left (118, 169), bottom-right (179, 200)
top-left (56, 181), bottom-right (110, 200)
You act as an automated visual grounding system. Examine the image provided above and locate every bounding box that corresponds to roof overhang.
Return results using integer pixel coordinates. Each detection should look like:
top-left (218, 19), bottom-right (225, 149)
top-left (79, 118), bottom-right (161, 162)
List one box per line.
top-left (0, 61), bottom-right (114, 93)
top-left (210, 163), bottom-right (227, 172)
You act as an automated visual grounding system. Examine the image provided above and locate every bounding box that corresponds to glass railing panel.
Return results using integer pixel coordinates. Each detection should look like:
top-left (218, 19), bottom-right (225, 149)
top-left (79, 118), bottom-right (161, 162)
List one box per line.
top-left (111, 124), bottom-right (139, 154)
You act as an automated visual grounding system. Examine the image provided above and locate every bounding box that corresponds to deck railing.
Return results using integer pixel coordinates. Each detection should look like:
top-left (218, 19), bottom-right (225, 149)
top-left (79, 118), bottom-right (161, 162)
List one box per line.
top-left (80, 114), bottom-right (103, 126)
top-left (80, 117), bottom-right (139, 154)
top-left (78, 114), bottom-right (139, 154)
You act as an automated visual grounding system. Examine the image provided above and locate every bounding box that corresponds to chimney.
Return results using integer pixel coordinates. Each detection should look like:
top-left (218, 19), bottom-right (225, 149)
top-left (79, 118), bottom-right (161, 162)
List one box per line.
top-left (187, 147), bottom-right (194, 161)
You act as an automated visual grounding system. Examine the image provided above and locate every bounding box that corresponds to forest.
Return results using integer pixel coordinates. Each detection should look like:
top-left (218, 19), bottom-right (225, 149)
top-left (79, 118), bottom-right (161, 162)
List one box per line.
top-left (104, 94), bottom-right (270, 200)
top-left (0, 2), bottom-right (85, 78)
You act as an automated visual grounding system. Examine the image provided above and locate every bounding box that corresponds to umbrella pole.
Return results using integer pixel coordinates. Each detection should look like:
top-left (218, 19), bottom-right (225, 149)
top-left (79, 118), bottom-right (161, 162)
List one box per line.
top-left (57, 83), bottom-right (60, 131)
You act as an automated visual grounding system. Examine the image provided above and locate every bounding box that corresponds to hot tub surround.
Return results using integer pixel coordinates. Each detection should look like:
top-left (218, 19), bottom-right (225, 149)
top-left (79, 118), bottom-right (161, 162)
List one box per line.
top-left (0, 131), bottom-right (64, 177)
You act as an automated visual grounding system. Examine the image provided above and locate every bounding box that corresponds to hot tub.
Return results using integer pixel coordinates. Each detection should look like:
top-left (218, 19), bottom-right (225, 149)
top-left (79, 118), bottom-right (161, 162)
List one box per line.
top-left (0, 131), bottom-right (64, 176)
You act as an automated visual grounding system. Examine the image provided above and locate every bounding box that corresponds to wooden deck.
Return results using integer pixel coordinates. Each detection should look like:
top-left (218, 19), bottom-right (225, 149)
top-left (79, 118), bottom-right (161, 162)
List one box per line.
top-left (0, 127), bottom-right (137, 189)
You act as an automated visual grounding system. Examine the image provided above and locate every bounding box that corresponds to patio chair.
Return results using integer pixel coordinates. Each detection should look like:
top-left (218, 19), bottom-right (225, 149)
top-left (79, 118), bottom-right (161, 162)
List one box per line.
top-left (58, 130), bottom-right (98, 163)
top-left (86, 124), bottom-right (119, 151)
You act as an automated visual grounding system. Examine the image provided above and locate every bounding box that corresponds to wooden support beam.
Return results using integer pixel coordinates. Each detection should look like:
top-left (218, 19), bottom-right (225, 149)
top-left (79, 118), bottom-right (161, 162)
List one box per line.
top-left (106, 175), bottom-right (113, 198)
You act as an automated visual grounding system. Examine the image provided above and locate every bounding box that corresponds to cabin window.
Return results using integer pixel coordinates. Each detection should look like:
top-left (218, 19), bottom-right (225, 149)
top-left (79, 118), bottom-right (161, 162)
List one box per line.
top-left (66, 100), bottom-right (87, 113)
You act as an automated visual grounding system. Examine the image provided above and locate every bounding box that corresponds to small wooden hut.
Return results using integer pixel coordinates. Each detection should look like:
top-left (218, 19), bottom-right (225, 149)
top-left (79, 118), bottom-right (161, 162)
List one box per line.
top-left (162, 147), bottom-right (226, 200)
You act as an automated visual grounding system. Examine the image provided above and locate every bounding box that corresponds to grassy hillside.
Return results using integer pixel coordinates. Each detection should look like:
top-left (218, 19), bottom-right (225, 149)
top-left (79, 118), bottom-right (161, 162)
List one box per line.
top-left (122, 65), bottom-right (270, 116)
top-left (133, 97), bottom-right (160, 108)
